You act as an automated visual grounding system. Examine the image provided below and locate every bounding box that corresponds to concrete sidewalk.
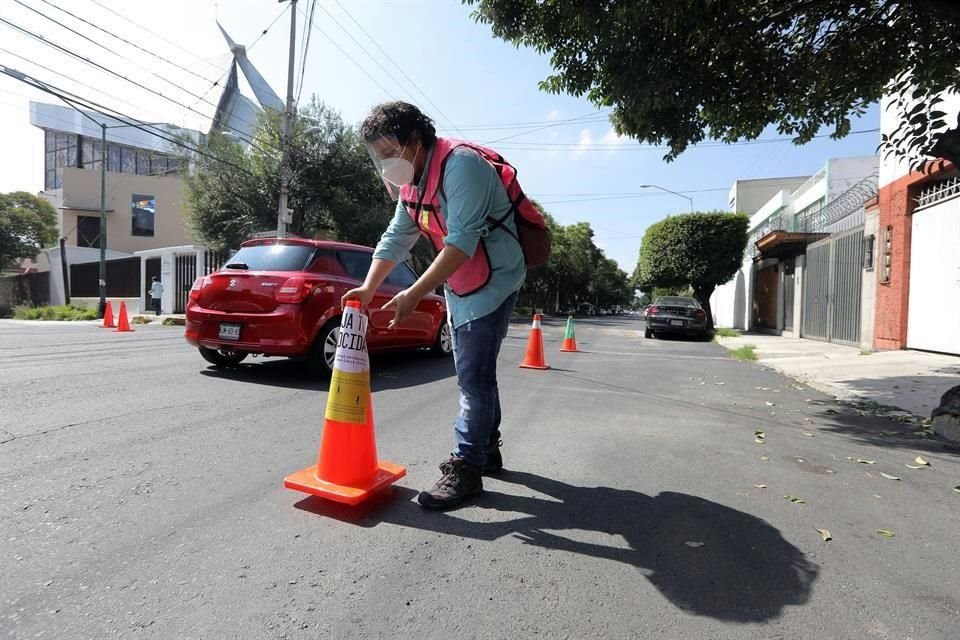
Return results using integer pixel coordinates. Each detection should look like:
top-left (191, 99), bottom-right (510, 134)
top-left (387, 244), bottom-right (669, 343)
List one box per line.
top-left (717, 333), bottom-right (960, 419)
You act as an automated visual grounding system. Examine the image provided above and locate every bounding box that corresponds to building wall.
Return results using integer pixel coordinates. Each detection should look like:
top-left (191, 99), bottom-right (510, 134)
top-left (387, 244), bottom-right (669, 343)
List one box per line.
top-left (860, 203), bottom-right (879, 351)
top-left (729, 177), bottom-right (810, 215)
top-left (55, 167), bottom-right (192, 253)
top-left (826, 156), bottom-right (879, 201)
top-left (874, 162), bottom-right (956, 350)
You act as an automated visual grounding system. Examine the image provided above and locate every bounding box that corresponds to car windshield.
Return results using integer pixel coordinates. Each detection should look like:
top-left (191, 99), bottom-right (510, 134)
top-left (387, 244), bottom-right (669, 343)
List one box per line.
top-left (223, 244), bottom-right (315, 271)
top-left (656, 297), bottom-right (700, 308)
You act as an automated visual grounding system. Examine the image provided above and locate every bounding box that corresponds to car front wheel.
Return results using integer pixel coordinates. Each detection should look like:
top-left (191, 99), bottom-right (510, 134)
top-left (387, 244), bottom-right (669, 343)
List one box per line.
top-left (432, 322), bottom-right (453, 356)
top-left (307, 320), bottom-right (339, 377)
top-left (199, 346), bottom-right (247, 367)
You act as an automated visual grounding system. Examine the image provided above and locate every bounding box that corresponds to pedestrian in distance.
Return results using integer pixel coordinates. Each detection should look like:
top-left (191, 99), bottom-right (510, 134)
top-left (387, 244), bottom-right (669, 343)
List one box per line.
top-left (149, 276), bottom-right (164, 316)
top-left (343, 101), bottom-right (549, 510)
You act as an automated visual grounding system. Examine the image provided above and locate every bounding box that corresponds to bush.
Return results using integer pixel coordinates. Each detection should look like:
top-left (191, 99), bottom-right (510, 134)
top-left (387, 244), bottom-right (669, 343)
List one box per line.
top-left (729, 345), bottom-right (758, 361)
top-left (714, 327), bottom-right (742, 338)
top-left (513, 305), bottom-right (532, 317)
top-left (131, 315), bottom-right (153, 324)
top-left (13, 304), bottom-right (98, 321)
top-left (162, 317), bottom-right (185, 326)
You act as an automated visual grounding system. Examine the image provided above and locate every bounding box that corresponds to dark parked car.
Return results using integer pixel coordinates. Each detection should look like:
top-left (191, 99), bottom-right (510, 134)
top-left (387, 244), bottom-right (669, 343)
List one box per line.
top-left (644, 296), bottom-right (708, 339)
top-left (184, 238), bottom-right (451, 376)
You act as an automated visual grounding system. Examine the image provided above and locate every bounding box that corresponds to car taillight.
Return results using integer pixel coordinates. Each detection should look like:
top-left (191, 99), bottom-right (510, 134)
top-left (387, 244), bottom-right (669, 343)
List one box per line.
top-left (189, 276), bottom-right (210, 303)
top-left (647, 305), bottom-right (659, 315)
top-left (275, 276), bottom-right (313, 303)
top-left (693, 309), bottom-right (706, 320)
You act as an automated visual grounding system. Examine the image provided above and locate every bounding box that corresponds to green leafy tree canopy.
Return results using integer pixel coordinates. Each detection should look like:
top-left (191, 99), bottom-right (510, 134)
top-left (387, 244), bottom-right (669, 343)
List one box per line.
top-left (634, 211), bottom-right (749, 329)
top-left (0, 191), bottom-right (58, 271)
top-left (465, 0), bottom-right (960, 167)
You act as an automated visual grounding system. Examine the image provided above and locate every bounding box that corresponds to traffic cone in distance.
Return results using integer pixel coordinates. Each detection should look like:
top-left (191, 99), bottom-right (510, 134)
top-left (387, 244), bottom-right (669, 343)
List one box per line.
top-left (284, 300), bottom-right (405, 505)
top-left (101, 301), bottom-right (115, 328)
top-left (560, 315), bottom-right (579, 353)
top-left (114, 301), bottom-right (133, 332)
top-left (519, 313), bottom-right (550, 370)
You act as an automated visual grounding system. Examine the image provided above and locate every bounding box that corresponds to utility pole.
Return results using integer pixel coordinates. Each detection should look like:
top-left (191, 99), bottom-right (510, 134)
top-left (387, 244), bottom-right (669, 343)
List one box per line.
top-left (98, 122), bottom-right (107, 317)
top-left (277, 0), bottom-right (298, 237)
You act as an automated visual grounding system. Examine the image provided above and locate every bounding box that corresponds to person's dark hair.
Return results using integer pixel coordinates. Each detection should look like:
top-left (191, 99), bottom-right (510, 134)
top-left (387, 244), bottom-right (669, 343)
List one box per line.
top-left (361, 101), bottom-right (437, 148)
top-left (151, 276), bottom-right (158, 281)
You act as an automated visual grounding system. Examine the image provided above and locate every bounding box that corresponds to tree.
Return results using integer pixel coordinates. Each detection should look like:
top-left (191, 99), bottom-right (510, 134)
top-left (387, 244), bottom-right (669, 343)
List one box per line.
top-left (182, 99), bottom-right (395, 251)
top-left (0, 191), bottom-right (58, 271)
top-left (464, 1), bottom-right (960, 168)
top-left (633, 212), bottom-right (749, 330)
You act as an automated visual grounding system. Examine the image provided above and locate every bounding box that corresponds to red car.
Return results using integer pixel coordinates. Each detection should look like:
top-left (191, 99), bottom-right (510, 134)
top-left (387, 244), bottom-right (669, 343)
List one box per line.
top-left (184, 238), bottom-right (451, 375)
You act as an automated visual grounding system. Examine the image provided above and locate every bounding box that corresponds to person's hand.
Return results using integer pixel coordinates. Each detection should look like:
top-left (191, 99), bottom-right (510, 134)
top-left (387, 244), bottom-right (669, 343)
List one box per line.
top-left (341, 286), bottom-right (375, 309)
top-left (381, 288), bottom-right (421, 329)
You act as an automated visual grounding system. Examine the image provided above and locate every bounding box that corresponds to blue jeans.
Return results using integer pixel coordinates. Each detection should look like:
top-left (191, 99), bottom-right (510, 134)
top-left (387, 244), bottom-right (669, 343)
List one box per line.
top-left (451, 293), bottom-right (517, 467)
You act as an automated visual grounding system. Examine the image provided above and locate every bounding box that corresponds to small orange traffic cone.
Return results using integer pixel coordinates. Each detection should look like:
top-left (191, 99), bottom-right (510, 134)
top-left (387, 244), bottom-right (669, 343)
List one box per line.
top-left (284, 300), bottom-right (405, 505)
top-left (560, 315), bottom-right (579, 353)
top-left (100, 301), bottom-right (115, 328)
top-left (519, 313), bottom-right (550, 370)
top-left (114, 301), bottom-right (133, 332)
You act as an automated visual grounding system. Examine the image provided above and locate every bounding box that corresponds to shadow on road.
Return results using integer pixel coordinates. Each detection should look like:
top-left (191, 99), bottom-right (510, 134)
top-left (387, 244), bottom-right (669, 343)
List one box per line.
top-left (199, 351), bottom-right (456, 391)
top-left (294, 471), bottom-right (818, 623)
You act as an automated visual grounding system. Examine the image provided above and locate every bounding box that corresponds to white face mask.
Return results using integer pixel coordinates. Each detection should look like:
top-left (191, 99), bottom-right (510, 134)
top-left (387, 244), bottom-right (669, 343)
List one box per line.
top-left (380, 157), bottom-right (415, 187)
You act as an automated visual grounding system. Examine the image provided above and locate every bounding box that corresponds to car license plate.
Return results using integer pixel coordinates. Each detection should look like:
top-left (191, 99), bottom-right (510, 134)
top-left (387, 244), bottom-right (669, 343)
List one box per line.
top-left (219, 323), bottom-right (241, 340)
top-left (670, 320), bottom-right (684, 327)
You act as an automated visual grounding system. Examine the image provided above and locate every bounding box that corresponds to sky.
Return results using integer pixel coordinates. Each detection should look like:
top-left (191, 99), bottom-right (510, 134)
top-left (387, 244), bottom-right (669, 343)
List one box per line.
top-left (0, 0), bottom-right (882, 272)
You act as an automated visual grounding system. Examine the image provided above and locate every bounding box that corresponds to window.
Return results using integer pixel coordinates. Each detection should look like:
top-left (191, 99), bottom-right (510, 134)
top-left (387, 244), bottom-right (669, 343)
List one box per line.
top-left (223, 243), bottom-right (316, 271)
top-left (43, 130), bottom-right (78, 189)
top-left (385, 262), bottom-right (418, 288)
top-left (131, 194), bottom-right (155, 237)
top-left (338, 250), bottom-right (373, 281)
top-left (108, 144), bottom-right (122, 172)
top-left (80, 136), bottom-right (102, 172)
top-left (77, 215), bottom-right (101, 248)
top-left (121, 147), bottom-right (136, 174)
top-left (136, 151), bottom-right (150, 175)
top-left (863, 235), bottom-right (875, 270)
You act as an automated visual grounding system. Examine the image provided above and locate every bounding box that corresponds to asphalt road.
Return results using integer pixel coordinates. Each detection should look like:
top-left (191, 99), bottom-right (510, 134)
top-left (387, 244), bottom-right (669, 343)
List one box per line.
top-left (1, 316), bottom-right (959, 640)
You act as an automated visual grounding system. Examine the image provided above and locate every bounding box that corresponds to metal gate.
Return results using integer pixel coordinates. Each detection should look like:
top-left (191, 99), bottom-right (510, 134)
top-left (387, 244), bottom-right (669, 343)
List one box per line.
top-left (802, 226), bottom-right (864, 346)
top-left (783, 259), bottom-right (796, 332)
top-left (173, 254), bottom-right (196, 314)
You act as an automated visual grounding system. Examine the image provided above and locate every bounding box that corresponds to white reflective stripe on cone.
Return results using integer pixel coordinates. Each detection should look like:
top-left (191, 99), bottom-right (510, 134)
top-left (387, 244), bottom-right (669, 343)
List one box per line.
top-left (532, 316), bottom-right (541, 329)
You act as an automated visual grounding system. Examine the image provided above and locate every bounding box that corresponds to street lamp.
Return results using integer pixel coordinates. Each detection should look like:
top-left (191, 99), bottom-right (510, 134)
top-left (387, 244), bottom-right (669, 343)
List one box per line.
top-left (639, 184), bottom-right (694, 213)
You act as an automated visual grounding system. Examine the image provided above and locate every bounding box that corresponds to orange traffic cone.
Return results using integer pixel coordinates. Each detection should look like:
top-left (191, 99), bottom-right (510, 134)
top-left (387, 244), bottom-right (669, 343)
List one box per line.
top-left (284, 300), bottom-right (405, 505)
top-left (519, 313), bottom-right (550, 370)
top-left (100, 301), bottom-right (115, 328)
top-left (114, 301), bottom-right (133, 332)
top-left (560, 315), bottom-right (579, 352)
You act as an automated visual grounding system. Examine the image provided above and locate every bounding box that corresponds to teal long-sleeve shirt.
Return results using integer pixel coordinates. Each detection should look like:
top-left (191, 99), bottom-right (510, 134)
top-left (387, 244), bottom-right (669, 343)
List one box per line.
top-left (373, 145), bottom-right (526, 328)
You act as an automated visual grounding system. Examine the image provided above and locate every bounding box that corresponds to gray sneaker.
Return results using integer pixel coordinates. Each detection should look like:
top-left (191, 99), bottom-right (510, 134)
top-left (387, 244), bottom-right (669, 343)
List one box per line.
top-left (417, 457), bottom-right (483, 510)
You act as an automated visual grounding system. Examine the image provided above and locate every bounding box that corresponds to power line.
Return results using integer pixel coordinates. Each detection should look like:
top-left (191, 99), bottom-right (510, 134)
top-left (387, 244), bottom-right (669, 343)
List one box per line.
top-left (0, 15), bottom-right (274, 153)
top-left (84, 0), bottom-right (225, 76)
top-left (492, 128), bottom-right (881, 151)
top-left (36, 0), bottom-right (219, 86)
top-left (185, 3), bottom-right (289, 113)
top-left (295, 0), bottom-right (316, 106)
top-left (482, 111), bottom-right (614, 144)
top-left (0, 65), bottom-right (255, 177)
top-left (303, 19), bottom-right (395, 98)
top-left (329, 0), bottom-right (466, 138)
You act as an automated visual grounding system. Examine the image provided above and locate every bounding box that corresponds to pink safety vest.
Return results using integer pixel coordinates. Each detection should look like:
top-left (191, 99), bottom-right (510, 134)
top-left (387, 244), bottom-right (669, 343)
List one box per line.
top-left (399, 137), bottom-right (503, 297)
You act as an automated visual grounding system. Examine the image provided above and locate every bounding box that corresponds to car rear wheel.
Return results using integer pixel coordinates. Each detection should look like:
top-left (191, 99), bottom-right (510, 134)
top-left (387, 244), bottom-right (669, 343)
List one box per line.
top-left (432, 321), bottom-right (453, 356)
top-left (199, 346), bottom-right (247, 367)
top-left (307, 319), bottom-right (339, 377)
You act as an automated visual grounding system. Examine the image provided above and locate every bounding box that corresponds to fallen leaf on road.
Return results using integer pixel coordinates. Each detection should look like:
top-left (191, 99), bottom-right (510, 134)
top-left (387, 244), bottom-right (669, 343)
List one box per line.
top-left (905, 464), bottom-right (925, 470)
top-left (754, 430), bottom-right (766, 444)
top-left (825, 409), bottom-right (839, 415)
top-left (846, 456), bottom-right (854, 460)
top-left (766, 401), bottom-right (776, 406)
top-left (753, 484), bottom-right (767, 489)
top-left (876, 529), bottom-right (895, 538)
top-left (880, 472), bottom-right (902, 481)
top-left (817, 528), bottom-right (832, 541)
top-left (803, 431), bottom-right (815, 437)
top-left (784, 495), bottom-right (806, 504)
top-left (915, 456), bottom-right (930, 466)
top-left (760, 456), bottom-right (769, 461)
top-left (755, 438), bottom-right (765, 444)
top-left (857, 459), bottom-right (876, 464)
top-left (685, 541), bottom-right (704, 548)
top-left (880, 430), bottom-right (899, 437)
top-left (953, 485), bottom-right (960, 494)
